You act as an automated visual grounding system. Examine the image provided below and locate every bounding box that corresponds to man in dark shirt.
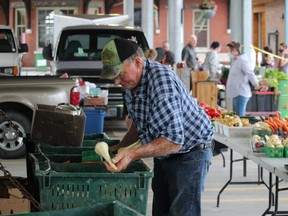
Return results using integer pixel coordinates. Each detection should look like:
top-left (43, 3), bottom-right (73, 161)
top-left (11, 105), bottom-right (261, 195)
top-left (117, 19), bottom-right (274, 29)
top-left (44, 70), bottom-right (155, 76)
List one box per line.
top-left (162, 41), bottom-right (175, 68)
top-left (181, 34), bottom-right (198, 70)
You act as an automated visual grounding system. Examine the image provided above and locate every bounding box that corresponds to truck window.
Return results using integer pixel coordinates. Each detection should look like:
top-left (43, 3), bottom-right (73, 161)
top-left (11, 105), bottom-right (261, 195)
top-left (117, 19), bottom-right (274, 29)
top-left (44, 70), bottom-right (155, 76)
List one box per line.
top-left (56, 29), bottom-right (149, 62)
top-left (0, 30), bottom-right (16, 53)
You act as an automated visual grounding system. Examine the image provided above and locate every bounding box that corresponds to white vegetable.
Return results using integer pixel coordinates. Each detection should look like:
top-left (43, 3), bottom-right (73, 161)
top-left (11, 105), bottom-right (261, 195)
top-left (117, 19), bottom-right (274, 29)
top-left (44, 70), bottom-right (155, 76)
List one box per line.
top-left (95, 142), bottom-right (117, 171)
top-left (252, 135), bottom-right (261, 142)
top-left (118, 140), bottom-right (142, 153)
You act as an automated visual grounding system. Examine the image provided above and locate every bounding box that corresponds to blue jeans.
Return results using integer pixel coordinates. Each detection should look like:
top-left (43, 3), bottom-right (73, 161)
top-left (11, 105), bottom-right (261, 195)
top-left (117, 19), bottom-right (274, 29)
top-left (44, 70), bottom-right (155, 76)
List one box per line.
top-left (152, 147), bottom-right (212, 216)
top-left (232, 95), bottom-right (250, 116)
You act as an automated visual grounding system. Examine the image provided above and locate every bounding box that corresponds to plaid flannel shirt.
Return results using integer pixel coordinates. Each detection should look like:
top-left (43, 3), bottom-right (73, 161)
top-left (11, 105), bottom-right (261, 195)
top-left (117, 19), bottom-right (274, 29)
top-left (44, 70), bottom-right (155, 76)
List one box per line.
top-left (124, 59), bottom-right (214, 158)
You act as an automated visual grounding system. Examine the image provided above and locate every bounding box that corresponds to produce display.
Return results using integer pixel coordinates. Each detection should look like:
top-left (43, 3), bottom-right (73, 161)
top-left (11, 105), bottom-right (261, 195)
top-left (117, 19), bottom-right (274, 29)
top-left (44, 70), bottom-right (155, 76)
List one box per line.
top-left (250, 113), bottom-right (288, 157)
top-left (199, 102), bottom-right (222, 119)
top-left (210, 105), bottom-right (288, 157)
top-left (262, 113), bottom-right (288, 132)
top-left (214, 115), bottom-right (251, 127)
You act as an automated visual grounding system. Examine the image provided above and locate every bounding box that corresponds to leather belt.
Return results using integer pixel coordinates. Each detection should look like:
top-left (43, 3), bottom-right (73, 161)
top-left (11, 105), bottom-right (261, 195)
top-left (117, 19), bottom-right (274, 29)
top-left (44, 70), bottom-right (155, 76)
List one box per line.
top-left (164, 142), bottom-right (214, 161)
top-left (189, 142), bottom-right (214, 152)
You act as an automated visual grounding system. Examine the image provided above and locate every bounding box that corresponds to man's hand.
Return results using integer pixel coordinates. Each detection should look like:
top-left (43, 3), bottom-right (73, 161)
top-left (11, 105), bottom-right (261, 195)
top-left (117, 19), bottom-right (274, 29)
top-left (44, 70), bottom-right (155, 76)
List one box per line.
top-left (103, 149), bottom-right (135, 173)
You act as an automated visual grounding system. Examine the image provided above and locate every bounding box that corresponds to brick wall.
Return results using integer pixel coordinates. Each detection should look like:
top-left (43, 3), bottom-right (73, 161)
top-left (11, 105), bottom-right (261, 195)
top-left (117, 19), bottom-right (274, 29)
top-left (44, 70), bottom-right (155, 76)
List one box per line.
top-left (266, 0), bottom-right (285, 44)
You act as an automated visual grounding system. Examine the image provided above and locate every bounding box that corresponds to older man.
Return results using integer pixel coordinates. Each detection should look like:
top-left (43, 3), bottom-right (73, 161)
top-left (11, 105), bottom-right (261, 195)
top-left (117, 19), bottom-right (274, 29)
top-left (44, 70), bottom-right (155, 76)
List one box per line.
top-left (101, 38), bottom-right (214, 216)
top-left (181, 34), bottom-right (198, 70)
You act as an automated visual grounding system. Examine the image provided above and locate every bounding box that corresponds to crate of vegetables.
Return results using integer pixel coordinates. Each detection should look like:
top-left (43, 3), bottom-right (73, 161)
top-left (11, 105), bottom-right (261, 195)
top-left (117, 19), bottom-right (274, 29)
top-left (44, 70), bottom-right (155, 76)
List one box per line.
top-left (264, 135), bottom-right (285, 158)
top-left (28, 151), bottom-right (153, 215)
top-left (222, 125), bottom-right (253, 137)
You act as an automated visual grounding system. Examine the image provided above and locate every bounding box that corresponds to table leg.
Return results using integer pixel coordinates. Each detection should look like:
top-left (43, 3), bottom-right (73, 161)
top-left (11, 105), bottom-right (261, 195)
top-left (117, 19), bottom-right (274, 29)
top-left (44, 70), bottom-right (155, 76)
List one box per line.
top-left (217, 149), bottom-right (233, 207)
top-left (243, 156), bottom-right (247, 177)
top-left (262, 172), bottom-right (273, 216)
top-left (272, 176), bottom-right (279, 216)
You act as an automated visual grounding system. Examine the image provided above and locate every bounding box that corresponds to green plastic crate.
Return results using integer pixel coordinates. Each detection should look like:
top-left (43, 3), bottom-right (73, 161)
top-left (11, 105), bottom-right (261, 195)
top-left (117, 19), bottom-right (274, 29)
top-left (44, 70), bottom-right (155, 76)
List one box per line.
top-left (278, 80), bottom-right (288, 95)
top-left (264, 145), bottom-right (284, 158)
top-left (29, 153), bottom-right (153, 215)
top-left (81, 150), bottom-right (103, 162)
top-left (83, 133), bottom-right (110, 140)
top-left (36, 143), bottom-right (117, 163)
top-left (279, 110), bottom-right (288, 119)
top-left (81, 150), bottom-right (115, 163)
top-left (14, 201), bottom-right (144, 216)
top-left (82, 138), bottom-right (120, 147)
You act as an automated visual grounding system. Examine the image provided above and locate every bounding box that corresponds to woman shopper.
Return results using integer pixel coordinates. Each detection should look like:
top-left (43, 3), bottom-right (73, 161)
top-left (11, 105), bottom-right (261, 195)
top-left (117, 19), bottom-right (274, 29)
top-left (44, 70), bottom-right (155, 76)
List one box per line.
top-left (226, 41), bottom-right (260, 116)
top-left (203, 41), bottom-right (221, 79)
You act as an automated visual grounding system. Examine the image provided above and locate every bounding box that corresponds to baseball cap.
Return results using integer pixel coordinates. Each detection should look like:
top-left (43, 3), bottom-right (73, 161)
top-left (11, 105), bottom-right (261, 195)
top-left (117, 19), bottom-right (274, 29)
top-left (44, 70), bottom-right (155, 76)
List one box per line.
top-left (101, 38), bottom-right (138, 80)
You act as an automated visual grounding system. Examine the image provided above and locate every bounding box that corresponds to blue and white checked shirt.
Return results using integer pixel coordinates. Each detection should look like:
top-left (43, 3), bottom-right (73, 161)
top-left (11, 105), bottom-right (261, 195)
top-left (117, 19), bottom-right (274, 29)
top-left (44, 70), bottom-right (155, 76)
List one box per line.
top-left (124, 59), bottom-right (214, 158)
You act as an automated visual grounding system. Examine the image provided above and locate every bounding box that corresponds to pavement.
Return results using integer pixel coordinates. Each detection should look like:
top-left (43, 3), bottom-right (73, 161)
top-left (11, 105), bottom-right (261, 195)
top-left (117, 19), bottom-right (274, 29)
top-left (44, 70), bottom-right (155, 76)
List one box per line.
top-left (1, 119), bottom-right (288, 215)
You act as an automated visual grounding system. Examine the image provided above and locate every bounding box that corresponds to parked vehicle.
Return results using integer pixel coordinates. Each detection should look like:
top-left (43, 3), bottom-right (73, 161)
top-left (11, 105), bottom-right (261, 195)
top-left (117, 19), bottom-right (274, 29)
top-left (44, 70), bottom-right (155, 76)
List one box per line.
top-left (0, 25), bottom-right (28, 76)
top-left (0, 76), bottom-right (80, 159)
top-left (42, 15), bottom-right (149, 118)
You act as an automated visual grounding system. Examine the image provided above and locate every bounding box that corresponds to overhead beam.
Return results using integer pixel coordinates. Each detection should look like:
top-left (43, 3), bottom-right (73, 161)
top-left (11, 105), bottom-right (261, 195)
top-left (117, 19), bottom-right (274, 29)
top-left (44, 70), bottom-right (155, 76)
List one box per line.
top-left (83, 0), bottom-right (91, 14)
top-left (23, 0), bottom-right (31, 29)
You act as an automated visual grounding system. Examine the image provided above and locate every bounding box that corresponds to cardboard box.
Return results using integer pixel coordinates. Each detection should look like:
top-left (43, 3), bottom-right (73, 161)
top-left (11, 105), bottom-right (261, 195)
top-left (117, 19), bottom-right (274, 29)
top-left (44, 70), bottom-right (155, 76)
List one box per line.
top-left (191, 71), bottom-right (209, 81)
top-left (0, 198), bottom-right (30, 214)
top-left (31, 104), bottom-right (86, 146)
top-left (0, 177), bottom-right (30, 214)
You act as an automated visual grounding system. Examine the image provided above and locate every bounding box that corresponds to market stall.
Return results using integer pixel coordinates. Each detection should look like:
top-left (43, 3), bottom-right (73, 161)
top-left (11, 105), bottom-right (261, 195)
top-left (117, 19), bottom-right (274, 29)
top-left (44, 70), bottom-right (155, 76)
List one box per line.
top-left (214, 122), bottom-right (288, 215)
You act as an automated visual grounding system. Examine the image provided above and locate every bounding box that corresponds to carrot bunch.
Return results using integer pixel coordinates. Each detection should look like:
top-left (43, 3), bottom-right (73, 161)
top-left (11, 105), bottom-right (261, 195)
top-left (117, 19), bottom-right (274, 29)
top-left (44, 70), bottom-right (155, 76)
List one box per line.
top-left (264, 112), bottom-right (288, 132)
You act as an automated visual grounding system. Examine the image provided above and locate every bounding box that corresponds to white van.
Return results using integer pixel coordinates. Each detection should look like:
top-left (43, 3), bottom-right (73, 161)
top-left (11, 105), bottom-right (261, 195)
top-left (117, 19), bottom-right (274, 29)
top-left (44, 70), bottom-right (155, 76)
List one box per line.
top-left (0, 25), bottom-right (28, 76)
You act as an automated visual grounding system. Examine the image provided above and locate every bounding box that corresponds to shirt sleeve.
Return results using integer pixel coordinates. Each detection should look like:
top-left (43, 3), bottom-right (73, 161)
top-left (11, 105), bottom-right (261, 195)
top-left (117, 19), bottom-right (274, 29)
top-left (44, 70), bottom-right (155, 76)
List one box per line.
top-left (241, 56), bottom-right (258, 86)
top-left (181, 47), bottom-right (188, 61)
top-left (209, 53), bottom-right (218, 73)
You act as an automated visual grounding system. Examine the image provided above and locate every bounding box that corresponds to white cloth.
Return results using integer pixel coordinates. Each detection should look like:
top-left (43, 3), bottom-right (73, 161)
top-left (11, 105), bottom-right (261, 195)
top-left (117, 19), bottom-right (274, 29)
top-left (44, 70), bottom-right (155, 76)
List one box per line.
top-left (226, 54), bottom-right (258, 99)
top-left (203, 50), bottom-right (220, 78)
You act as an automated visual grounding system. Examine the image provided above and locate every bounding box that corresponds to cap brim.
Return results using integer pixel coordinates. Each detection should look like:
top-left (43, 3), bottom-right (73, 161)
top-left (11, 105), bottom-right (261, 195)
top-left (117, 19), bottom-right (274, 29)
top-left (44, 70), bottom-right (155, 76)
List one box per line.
top-left (101, 63), bottom-right (124, 80)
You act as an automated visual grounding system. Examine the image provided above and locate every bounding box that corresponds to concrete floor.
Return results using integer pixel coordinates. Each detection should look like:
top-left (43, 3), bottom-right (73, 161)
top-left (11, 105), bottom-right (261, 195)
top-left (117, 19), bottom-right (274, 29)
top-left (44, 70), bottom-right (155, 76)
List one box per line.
top-left (1, 118), bottom-right (288, 215)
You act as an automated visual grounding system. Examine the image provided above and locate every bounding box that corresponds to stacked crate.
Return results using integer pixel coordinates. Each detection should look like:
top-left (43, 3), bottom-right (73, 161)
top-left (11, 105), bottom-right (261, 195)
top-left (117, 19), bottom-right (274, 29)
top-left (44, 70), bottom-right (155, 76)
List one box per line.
top-left (278, 80), bottom-right (288, 118)
top-left (26, 135), bottom-right (153, 215)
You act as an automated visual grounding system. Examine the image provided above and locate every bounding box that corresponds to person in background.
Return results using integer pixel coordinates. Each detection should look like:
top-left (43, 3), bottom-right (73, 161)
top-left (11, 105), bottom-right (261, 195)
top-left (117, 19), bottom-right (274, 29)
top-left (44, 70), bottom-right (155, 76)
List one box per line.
top-left (101, 38), bottom-right (214, 216)
top-left (181, 34), bottom-right (198, 70)
top-left (202, 41), bottom-right (221, 79)
top-left (155, 47), bottom-right (165, 63)
top-left (278, 42), bottom-right (288, 74)
top-left (260, 46), bottom-right (274, 69)
top-left (162, 41), bottom-right (175, 69)
top-left (144, 48), bottom-right (158, 60)
top-left (226, 41), bottom-right (261, 116)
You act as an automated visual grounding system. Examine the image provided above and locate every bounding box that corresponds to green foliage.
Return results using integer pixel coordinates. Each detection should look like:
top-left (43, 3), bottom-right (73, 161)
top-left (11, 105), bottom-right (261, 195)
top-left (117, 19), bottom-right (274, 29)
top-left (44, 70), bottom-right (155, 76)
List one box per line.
top-left (264, 69), bottom-right (288, 80)
top-left (221, 66), bottom-right (230, 79)
top-left (263, 69), bottom-right (288, 93)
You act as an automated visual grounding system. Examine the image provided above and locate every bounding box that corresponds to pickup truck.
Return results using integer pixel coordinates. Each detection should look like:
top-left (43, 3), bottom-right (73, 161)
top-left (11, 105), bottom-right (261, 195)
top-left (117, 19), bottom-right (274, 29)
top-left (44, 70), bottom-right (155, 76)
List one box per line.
top-left (0, 25), bottom-right (28, 76)
top-left (0, 76), bottom-right (80, 159)
top-left (43, 24), bottom-right (149, 118)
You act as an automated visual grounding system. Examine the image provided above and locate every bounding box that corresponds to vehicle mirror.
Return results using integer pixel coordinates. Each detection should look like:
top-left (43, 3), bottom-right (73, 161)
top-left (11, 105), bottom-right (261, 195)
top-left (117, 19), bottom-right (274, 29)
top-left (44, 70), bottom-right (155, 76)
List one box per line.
top-left (42, 44), bottom-right (53, 60)
top-left (19, 43), bottom-right (28, 53)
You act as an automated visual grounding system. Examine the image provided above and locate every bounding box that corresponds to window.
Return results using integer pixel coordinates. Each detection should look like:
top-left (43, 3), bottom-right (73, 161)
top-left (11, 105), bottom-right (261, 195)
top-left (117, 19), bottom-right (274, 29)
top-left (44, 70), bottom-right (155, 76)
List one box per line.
top-left (15, 8), bottom-right (25, 44)
top-left (57, 29), bottom-right (149, 61)
top-left (0, 29), bottom-right (16, 53)
top-left (37, 8), bottom-right (77, 49)
top-left (193, 10), bottom-right (210, 49)
top-left (88, 7), bottom-right (99, 15)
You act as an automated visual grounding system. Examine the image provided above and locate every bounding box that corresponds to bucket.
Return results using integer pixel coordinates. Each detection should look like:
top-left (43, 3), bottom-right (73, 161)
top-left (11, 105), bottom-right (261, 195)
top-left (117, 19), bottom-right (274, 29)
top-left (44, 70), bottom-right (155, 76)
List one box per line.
top-left (83, 108), bottom-right (105, 134)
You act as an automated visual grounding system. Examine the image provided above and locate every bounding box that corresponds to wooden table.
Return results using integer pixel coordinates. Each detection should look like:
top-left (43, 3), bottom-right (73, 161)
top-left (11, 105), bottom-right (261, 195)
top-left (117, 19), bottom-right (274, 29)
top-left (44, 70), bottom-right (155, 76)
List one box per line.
top-left (214, 133), bottom-right (288, 215)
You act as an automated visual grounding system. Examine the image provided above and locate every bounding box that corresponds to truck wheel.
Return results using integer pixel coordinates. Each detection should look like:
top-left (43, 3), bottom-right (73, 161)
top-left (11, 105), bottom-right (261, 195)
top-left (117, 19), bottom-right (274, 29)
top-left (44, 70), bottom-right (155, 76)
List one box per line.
top-left (0, 111), bottom-right (31, 159)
